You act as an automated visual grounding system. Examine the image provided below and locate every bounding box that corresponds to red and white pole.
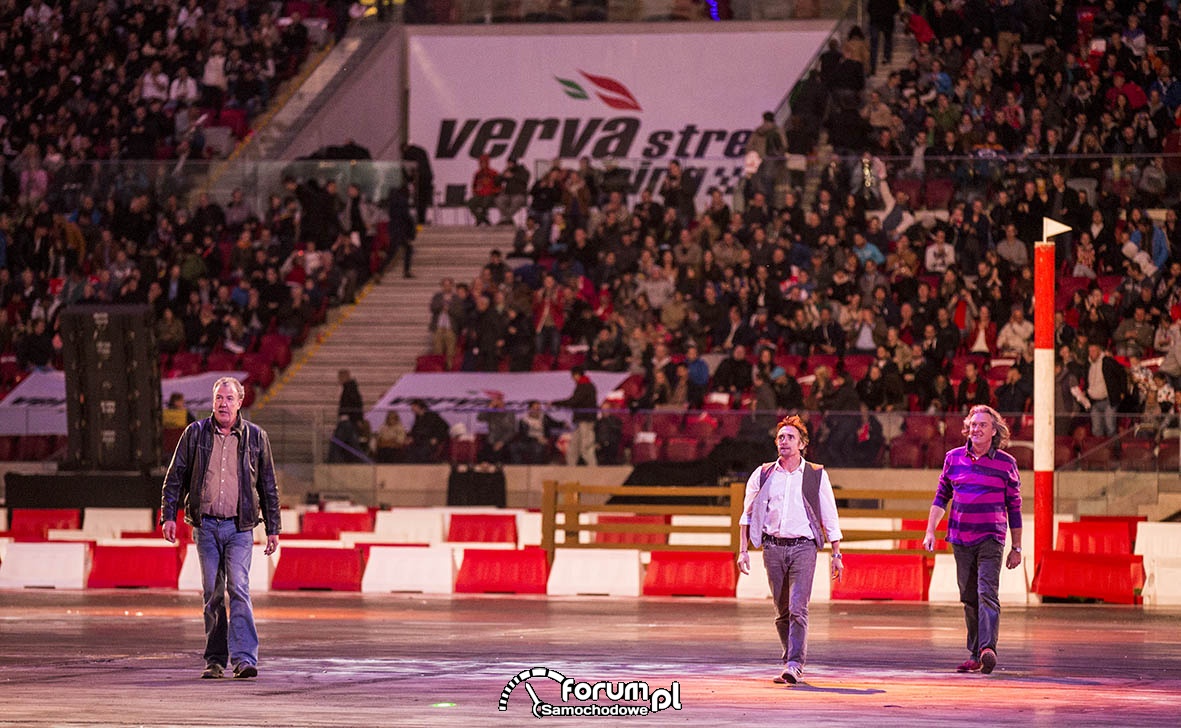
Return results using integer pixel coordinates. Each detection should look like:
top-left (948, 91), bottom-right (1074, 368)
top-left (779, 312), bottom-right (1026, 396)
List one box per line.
top-left (1034, 218), bottom-right (1072, 573)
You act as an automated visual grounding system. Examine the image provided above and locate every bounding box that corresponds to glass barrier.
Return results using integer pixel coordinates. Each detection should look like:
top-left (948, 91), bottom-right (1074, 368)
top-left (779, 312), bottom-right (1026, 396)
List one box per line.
top-left (389, 0), bottom-right (851, 24)
top-left (29, 159), bottom-right (412, 228)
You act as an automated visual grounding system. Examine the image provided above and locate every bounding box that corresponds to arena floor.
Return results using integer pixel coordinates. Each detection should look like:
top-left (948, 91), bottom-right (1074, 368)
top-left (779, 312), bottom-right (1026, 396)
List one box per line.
top-left (0, 591), bottom-right (1178, 727)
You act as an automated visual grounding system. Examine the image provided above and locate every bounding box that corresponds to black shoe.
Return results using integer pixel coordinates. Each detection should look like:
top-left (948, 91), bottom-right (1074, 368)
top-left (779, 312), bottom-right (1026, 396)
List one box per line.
top-left (201, 663), bottom-right (224, 679)
top-left (233, 663), bottom-right (258, 679)
top-left (404, 272), bottom-right (414, 278)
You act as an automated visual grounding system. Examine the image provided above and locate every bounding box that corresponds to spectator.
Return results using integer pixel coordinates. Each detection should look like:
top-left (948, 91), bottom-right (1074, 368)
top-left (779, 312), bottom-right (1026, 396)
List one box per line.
top-left (496, 158), bottom-right (530, 225)
top-left (406, 399), bottom-right (450, 463)
top-left (477, 391), bottom-right (516, 464)
top-left (996, 305), bottom-right (1034, 357)
top-left (467, 155), bottom-right (501, 226)
top-left (1084, 343), bottom-right (1128, 437)
top-left (956, 362), bottom-right (992, 412)
top-left (373, 411), bottom-right (409, 463)
top-left (552, 367), bottom-right (598, 466)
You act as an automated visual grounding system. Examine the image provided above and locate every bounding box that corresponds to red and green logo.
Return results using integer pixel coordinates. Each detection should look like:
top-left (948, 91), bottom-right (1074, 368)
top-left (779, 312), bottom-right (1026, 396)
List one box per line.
top-left (556, 71), bottom-right (642, 112)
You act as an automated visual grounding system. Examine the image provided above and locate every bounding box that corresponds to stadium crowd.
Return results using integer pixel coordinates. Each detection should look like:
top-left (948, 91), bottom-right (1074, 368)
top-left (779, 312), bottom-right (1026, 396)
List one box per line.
top-left (0, 0), bottom-right (362, 412)
top-left (424, 0), bottom-right (1181, 466)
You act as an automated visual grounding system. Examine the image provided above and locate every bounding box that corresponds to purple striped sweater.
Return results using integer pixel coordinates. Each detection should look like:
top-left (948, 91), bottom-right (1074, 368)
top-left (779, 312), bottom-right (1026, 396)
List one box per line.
top-left (933, 444), bottom-right (1023, 546)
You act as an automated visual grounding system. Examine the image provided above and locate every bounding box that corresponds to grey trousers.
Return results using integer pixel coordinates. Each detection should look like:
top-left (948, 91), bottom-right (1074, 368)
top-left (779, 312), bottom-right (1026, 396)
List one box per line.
top-left (763, 540), bottom-right (818, 666)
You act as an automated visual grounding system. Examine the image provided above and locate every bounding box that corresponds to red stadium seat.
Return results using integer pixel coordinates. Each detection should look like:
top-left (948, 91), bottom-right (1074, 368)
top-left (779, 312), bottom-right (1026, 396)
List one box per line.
top-left (631, 437), bottom-right (661, 463)
top-left (171, 351), bottom-right (202, 376)
top-left (1078, 436), bottom-right (1113, 470)
top-left (888, 436), bottom-right (926, 468)
top-left (923, 177), bottom-right (955, 210)
top-left (1009, 443), bottom-right (1034, 470)
top-left (843, 354), bottom-right (872, 381)
top-left (205, 350), bottom-right (239, 371)
top-left (1054, 436), bottom-right (1079, 469)
top-left (258, 333), bottom-right (293, 370)
top-left (1118, 439), bottom-right (1156, 472)
top-left (415, 354), bottom-right (447, 372)
top-left (450, 436), bottom-right (477, 464)
top-left (664, 436), bottom-right (700, 462)
top-left (774, 354), bottom-right (804, 377)
top-left (890, 176), bottom-right (923, 208)
top-left (241, 353), bottom-right (274, 388)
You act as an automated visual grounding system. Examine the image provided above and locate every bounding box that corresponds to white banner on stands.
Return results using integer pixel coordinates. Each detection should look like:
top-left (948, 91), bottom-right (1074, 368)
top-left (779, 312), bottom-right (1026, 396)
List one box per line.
top-left (0, 370), bottom-right (248, 436)
top-left (366, 371), bottom-right (631, 432)
top-left (407, 26), bottom-right (832, 210)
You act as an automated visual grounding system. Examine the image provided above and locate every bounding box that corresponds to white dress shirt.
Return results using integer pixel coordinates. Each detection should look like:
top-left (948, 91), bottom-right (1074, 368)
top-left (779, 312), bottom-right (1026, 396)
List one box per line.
top-left (740, 457), bottom-right (843, 543)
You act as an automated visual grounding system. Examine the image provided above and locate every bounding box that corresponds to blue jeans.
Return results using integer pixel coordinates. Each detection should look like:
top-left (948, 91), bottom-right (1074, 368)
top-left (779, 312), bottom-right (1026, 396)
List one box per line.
top-left (762, 539), bottom-right (818, 667)
top-left (953, 539), bottom-right (1003, 659)
top-left (194, 517), bottom-right (258, 668)
top-left (1090, 397), bottom-right (1116, 437)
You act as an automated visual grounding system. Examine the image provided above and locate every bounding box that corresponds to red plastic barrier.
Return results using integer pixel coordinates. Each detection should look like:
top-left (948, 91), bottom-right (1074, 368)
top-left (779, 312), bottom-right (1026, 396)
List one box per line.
top-left (1078, 515), bottom-right (1146, 547)
top-left (87, 545), bottom-right (182, 588)
top-left (1032, 551), bottom-right (1145, 604)
top-left (830, 553), bottom-right (931, 601)
top-left (1056, 521), bottom-right (1132, 556)
top-left (641, 551), bottom-right (736, 597)
top-left (7, 508), bottom-right (82, 541)
top-left (447, 514), bottom-right (517, 543)
top-left (271, 547), bottom-right (364, 591)
top-left (300, 511), bottom-right (375, 540)
top-left (594, 514), bottom-right (669, 545)
top-left (899, 519), bottom-right (947, 552)
top-left (454, 548), bottom-right (548, 594)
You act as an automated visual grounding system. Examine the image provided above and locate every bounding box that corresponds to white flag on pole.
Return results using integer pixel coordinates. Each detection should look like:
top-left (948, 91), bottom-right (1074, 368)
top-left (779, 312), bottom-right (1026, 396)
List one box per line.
top-left (1043, 217), bottom-right (1072, 241)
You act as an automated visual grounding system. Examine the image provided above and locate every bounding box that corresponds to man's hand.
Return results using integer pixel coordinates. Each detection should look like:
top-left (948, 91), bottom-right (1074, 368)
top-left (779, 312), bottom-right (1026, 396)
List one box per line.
top-left (162, 520), bottom-right (177, 544)
top-left (922, 532), bottom-right (937, 552)
top-left (264, 535), bottom-right (280, 556)
top-left (830, 554), bottom-right (844, 581)
top-left (736, 551), bottom-right (750, 575)
top-left (1005, 548), bottom-right (1022, 570)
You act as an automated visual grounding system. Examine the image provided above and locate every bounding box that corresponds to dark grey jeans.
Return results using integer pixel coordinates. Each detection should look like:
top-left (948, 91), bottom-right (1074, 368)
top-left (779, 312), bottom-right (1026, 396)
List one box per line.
top-left (763, 540), bottom-right (818, 667)
top-left (953, 538), bottom-right (1004, 659)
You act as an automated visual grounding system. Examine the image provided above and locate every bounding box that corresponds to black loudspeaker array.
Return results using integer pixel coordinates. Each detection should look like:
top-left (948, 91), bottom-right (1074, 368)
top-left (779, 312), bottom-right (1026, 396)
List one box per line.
top-left (61, 305), bottom-right (162, 471)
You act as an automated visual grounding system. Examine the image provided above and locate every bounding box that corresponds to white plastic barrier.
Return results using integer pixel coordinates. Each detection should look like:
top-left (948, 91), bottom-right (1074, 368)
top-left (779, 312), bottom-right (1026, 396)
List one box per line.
top-left (840, 517), bottom-right (900, 551)
top-left (361, 545), bottom-right (456, 594)
top-left (0, 542), bottom-right (89, 589)
top-left (1135, 522), bottom-right (1181, 606)
top-left (280, 508), bottom-right (302, 534)
top-left (177, 544), bottom-right (274, 593)
top-left (0, 509), bottom-right (7, 531)
top-left (927, 552), bottom-right (1032, 605)
top-left (517, 511), bottom-right (542, 548)
top-left (736, 550), bottom-right (831, 603)
top-left (668, 515), bottom-right (732, 546)
top-left (45, 529), bottom-right (93, 541)
top-left (0, 536), bottom-right (11, 564)
top-left (547, 549), bottom-right (643, 597)
top-left (373, 509), bottom-right (446, 545)
top-left (83, 508), bottom-right (153, 539)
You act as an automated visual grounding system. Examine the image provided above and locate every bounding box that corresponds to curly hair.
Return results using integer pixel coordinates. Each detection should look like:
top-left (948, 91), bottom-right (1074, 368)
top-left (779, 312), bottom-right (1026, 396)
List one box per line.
top-left (961, 404), bottom-right (1011, 450)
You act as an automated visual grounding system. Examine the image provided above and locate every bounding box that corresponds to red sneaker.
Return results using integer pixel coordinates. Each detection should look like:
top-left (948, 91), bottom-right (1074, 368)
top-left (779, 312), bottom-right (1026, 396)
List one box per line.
top-left (980, 648), bottom-right (997, 674)
top-left (956, 658), bottom-right (982, 673)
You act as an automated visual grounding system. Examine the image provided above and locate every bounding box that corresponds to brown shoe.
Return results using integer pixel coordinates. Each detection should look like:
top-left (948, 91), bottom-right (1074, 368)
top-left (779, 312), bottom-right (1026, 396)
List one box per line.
top-left (201, 663), bottom-right (224, 679)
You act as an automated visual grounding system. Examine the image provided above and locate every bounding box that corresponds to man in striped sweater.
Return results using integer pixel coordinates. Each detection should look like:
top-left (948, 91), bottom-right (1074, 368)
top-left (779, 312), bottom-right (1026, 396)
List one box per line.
top-left (923, 405), bottom-right (1023, 676)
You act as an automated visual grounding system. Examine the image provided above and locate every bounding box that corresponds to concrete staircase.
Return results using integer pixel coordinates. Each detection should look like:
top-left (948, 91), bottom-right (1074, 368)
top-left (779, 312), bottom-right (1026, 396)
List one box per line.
top-left (251, 225), bottom-right (515, 462)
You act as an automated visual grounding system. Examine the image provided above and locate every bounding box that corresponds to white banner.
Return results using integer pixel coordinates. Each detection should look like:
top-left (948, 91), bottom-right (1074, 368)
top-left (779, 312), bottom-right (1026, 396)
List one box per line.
top-left (0, 370), bottom-right (248, 436)
top-left (366, 371), bottom-right (631, 433)
top-left (407, 25), bottom-right (832, 210)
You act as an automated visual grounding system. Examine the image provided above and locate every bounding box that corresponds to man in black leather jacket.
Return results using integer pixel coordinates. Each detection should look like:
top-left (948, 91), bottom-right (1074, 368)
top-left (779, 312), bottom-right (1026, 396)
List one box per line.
top-left (161, 376), bottom-right (280, 680)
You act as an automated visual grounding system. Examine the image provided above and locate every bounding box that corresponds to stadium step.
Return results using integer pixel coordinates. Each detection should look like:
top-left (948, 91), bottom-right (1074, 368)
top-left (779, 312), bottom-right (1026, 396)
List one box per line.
top-left (252, 226), bottom-right (513, 462)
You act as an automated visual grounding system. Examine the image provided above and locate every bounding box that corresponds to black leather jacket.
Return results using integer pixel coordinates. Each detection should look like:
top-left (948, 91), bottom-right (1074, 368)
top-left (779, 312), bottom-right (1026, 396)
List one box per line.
top-left (160, 415), bottom-right (281, 535)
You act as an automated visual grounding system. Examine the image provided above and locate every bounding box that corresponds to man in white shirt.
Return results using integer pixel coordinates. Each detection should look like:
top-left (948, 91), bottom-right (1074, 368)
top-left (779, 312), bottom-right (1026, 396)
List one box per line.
top-left (996, 304), bottom-right (1033, 357)
top-left (738, 415), bottom-right (844, 685)
top-left (140, 60), bottom-right (170, 103)
top-left (924, 228), bottom-right (956, 273)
